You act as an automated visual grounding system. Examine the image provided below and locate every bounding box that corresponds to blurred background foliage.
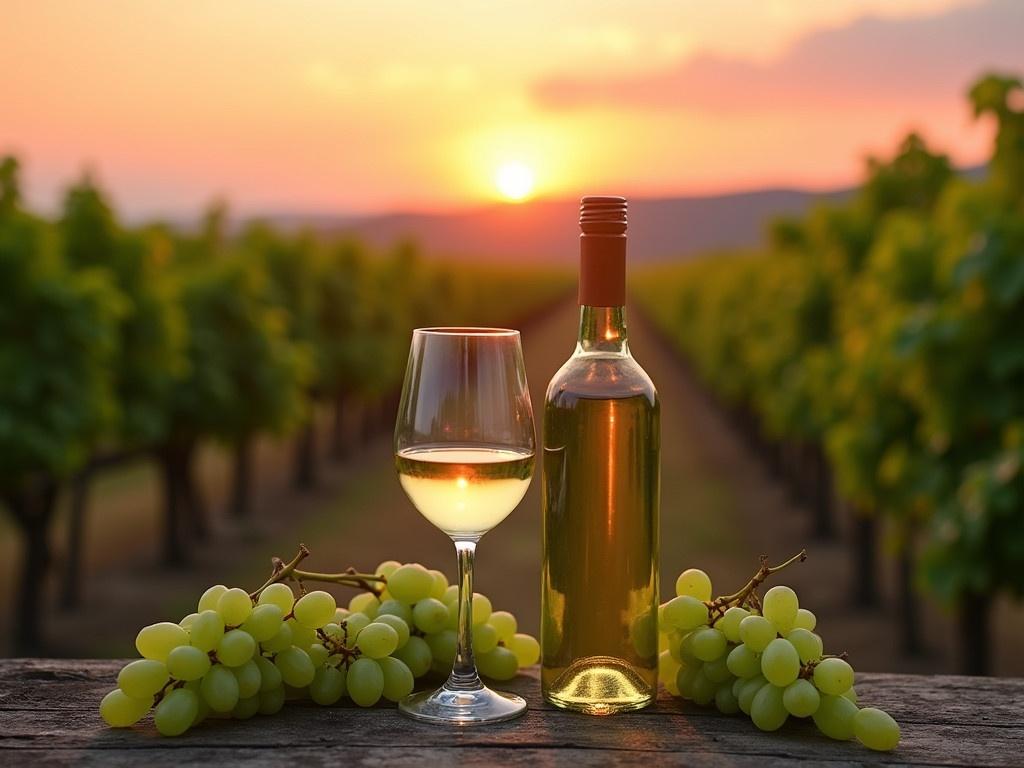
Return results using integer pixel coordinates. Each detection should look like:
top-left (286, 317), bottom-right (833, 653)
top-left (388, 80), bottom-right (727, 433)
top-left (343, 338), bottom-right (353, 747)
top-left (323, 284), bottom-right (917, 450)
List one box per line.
top-left (634, 74), bottom-right (1024, 675)
top-left (0, 161), bottom-right (569, 653)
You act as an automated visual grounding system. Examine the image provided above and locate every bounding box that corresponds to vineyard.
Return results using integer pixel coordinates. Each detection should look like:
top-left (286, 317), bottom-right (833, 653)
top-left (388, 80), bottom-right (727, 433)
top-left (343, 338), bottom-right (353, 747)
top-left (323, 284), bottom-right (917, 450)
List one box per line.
top-left (634, 74), bottom-right (1024, 675)
top-left (0, 160), bottom-right (570, 655)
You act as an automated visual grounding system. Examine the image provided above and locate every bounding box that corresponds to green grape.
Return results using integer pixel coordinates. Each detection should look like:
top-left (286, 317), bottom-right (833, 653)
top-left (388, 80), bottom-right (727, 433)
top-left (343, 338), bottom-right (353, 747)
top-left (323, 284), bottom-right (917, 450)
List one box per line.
top-left (388, 564), bottom-right (434, 604)
top-left (258, 685), bottom-right (286, 715)
top-left (691, 627), bottom-right (727, 662)
top-left (378, 589), bottom-right (394, 602)
top-left (444, 602), bottom-right (460, 631)
top-left (154, 688), bottom-right (198, 737)
top-left (347, 657), bottom-right (385, 706)
top-left (428, 569), bottom-right (449, 599)
top-left (166, 646), bottom-right (210, 682)
top-left (262, 621), bottom-right (293, 653)
top-left (275, 646), bottom-right (316, 688)
top-left (426, 629), bottom-right (457, 670)
top-left (179, 613), bottom-right (198, 630)
top-left (217, 629), bottom-right (256, 667)
top-left (793, 608), bottom-right (816, 631)
top-left (761, 638), bottom-right (800, 687)
top-left (379, 656), bottom-right (416, 700)
top-left (737, 675), bottom-right (767, 715)
top-left (717, 606), bottom-right (749, 643)
top-left (310, 665), bottom-right (347, 705)
top-left (471, 593), bottom-right (493, 625)
top-left (344, 613), bottom-right (371, 638)
top-left (783, 679), bottom-right (820, 717)
top-left (198, 584), bottom-right (228, 613)
top-left (255, 656), bottom-right (282, 692)
top-left (377, 598), bottom-right (413, 625)
top-left (189, 610), bottom-right (225, 653)
top-left (217, 588), bottom-right (253, 627)
top-left (355, 622), bottom-right (399, 659)
top-left (293, 591), bottom-right (337, 629)
top-left (201, 664), bottom-right (240, 712)
top-left (726, 643), bottom-right (761, 679)
top-left (473, 622), bottom-right (499, 654)
top-left (241, 604), bottom-right (284, 642)
top-left (703, 656), bottom-right (732, 684)
top-left (854, 707), bottom-right (900, 751)
top-left (118, 659), bottom-right (169, 699)
top-left (813, 658), bottom-right (855, 696)
top-left (762, 586), bottom-right (799, 633)
top-left (348, 592), bottom-right (380, 619)
top-left (192, 696), bottom-right (210, 727)
top-left (628, 608), bottom-right (656, 658)
top-left (232, 694), bottom-right (260, 720)
top-left (786, 628), bottom-right (823, 663)
top-left (373, 614), bottom-right (410, 649)
top-left (659, 651), bottom-right (681, 695)
top-left (751, 684), bottom-right (788, 731)
top-left (232, 659), bottom-right (262, 699)
top-left (714, 682), bottom-right (740, 714)
top-left (662, 595), bottom-right (709, 631)
top-left (412, 598), bottom-right (448, 634)
top-left (307, 643), bottom-right (329, 668)
top-left (690, 670), bottom-right (717, 706)
top-left (136, 622), bottom-right (189, 662)
top-left (257, 583), bottom-right (295, 614)
top-left (813, 694), bottom-right (858, 740)
top-left (677, 631), bottom-right (699, 664)
top-left (738, 615), bottom-right (776, 652)
top-left (334, 608), bottom-right (351, 624)
top-left (487, 611), bottom-right (518, 643)
top-left (375, 560), bottom-right (402, 578)
top-left (100, 689), bottom-right (152, 727)
top-left (287, 618), bottom-right (317, 649)
top-left (675, 568), bottom-right (712, 601)
top-left (506, 633), bottom-right (540, 667)
top-left (394, 635), bottom-right (432, 677)
top-left (842, 687), bottom-right (858, 704)
top-left (478, 646), bottom-right (519, 681)
top-left (731, 676), bottom-right (745, 699)
top-left (676, 664), bottom-right (699, 699)
top-left (442, 584), bottom-right (459, 606)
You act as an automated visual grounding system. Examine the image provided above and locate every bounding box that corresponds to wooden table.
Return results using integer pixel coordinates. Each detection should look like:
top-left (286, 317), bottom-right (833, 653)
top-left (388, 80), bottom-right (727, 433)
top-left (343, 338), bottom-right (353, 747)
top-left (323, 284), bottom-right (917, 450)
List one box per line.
top-left (2, 659), bottom-right (1021, 766)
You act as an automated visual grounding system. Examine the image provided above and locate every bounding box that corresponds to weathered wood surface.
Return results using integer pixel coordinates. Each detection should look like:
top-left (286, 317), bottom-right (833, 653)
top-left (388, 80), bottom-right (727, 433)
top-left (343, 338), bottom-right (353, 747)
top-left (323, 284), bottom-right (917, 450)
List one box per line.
top-left (1, 659), bottom-right (1022, 767)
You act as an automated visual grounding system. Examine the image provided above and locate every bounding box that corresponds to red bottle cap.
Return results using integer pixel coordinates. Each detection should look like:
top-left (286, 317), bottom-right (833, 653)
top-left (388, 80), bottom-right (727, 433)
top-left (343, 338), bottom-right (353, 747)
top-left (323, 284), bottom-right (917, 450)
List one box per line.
top-left (578, 196), bottom-right (626, 307)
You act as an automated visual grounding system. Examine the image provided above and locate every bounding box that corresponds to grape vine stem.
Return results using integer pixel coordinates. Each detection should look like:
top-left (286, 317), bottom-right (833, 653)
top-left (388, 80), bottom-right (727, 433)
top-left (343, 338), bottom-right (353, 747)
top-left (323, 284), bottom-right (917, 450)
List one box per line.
top-left (249, 544), bottom-right (387, 601)
top-left (707, 549), bottom-right (807, 624)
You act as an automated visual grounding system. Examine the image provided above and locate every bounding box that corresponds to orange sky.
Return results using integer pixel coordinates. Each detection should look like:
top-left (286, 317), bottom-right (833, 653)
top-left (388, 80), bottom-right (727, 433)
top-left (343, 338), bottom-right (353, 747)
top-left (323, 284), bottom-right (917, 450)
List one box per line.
top-left (2, 0), bottom-right (1022, 217)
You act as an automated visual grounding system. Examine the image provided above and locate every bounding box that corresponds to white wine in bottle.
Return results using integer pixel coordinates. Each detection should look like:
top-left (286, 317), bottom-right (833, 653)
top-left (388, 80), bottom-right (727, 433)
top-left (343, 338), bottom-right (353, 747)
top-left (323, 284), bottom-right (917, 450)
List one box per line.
top-left (541, 196), bottom-right (660, 714)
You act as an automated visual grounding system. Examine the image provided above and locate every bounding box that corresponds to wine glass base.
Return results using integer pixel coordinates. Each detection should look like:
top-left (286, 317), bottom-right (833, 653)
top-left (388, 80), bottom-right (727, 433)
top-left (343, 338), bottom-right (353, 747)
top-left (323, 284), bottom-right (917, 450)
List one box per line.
top-left (399, 684), bottom-right (527, 725)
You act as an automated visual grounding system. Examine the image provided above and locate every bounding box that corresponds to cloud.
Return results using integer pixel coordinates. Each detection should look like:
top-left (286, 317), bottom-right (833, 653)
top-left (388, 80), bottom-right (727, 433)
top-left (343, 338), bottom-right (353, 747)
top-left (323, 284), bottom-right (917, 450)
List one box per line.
top-left (534, 0), bottom-right (1024, 113)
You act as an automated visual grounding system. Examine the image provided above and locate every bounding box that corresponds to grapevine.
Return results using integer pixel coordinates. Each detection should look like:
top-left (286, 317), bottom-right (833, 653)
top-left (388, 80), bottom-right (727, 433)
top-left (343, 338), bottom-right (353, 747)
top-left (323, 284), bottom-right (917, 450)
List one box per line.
top-left (660, 552), bottom-right (901, 752)
top-left (99, 545), bottom-right (540, 736)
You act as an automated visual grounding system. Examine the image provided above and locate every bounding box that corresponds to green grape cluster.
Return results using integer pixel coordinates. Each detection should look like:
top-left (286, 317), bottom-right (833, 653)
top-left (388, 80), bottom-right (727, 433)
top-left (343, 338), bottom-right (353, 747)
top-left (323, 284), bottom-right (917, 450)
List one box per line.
top-left (659, 557), bottom-right (900, 753)
top-left (100, 557), bottom-right (539, 736)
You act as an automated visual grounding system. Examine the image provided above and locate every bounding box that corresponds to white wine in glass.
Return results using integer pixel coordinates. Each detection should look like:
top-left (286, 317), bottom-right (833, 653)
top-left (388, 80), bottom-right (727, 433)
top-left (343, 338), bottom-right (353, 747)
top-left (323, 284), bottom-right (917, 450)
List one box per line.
top-left (394, 327), bottom-right (535, 725)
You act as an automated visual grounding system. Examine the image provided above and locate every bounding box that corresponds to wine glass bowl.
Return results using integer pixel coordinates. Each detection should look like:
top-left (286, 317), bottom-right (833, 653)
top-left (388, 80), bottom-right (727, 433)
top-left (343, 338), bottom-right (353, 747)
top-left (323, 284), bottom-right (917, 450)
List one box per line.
top-left (394, 327), bottom-right (535, 724)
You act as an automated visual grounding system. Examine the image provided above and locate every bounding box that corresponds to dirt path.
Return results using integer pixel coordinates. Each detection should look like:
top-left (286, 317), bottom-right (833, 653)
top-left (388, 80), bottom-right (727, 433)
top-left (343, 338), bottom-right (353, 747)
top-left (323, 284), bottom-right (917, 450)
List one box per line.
top-left (10, 296), bottom-right (1021, 675)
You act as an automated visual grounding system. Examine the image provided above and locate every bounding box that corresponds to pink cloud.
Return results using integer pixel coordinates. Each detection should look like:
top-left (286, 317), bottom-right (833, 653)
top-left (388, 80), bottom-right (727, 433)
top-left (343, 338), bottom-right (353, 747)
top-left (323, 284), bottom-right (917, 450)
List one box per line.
top-left (534, 0), bottom-right (1024, 113)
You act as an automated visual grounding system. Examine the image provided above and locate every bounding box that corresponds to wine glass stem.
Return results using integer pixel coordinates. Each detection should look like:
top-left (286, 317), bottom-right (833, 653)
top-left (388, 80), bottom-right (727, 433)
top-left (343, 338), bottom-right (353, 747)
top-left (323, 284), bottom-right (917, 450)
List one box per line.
top-left (448, 539), bottom-right (483, 691)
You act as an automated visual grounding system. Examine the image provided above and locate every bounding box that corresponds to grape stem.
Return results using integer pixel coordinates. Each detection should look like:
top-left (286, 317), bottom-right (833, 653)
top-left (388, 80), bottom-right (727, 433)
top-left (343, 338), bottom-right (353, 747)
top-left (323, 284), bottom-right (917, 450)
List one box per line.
top-left (706, 549), bottom-right (807, 624)
top-left (248, 544), bottom-right (387, 601)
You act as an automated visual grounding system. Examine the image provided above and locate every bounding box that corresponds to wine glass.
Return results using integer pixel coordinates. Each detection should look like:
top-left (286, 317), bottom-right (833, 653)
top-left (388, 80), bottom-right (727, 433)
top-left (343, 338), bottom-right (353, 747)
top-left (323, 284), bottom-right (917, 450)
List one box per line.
top-left (394, 327), bottom-right (535, 724)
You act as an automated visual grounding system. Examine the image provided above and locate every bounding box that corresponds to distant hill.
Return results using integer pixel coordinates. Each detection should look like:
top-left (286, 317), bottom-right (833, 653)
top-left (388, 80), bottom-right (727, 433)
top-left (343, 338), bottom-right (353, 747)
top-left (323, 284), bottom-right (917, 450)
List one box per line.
top-left (261, 167), bottom-right (984, 264)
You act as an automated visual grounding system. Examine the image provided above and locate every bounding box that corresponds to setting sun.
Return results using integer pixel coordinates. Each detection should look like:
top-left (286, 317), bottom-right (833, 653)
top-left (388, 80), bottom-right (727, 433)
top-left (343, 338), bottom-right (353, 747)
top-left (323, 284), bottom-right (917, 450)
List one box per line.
top-left (495, 162), bottom-right (536, 202)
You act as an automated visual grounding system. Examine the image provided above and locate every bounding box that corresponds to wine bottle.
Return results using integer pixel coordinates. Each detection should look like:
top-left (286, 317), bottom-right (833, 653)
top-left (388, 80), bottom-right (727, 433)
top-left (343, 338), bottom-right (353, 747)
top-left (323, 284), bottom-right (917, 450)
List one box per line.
top-left (541, 196), bottom-right (660, 714)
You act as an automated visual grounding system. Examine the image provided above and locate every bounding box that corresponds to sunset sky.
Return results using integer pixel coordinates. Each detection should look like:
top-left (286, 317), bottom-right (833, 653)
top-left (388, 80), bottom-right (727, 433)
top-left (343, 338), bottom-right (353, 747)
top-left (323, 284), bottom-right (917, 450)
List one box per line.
top-left (2, 0), bottom-right (1022, 218)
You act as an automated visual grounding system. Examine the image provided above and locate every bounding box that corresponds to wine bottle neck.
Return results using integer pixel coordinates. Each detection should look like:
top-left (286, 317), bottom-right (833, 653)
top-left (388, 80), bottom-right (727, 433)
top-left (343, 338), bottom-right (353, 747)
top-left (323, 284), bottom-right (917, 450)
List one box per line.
top-left (577, 304), bottom-right (630, 355)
